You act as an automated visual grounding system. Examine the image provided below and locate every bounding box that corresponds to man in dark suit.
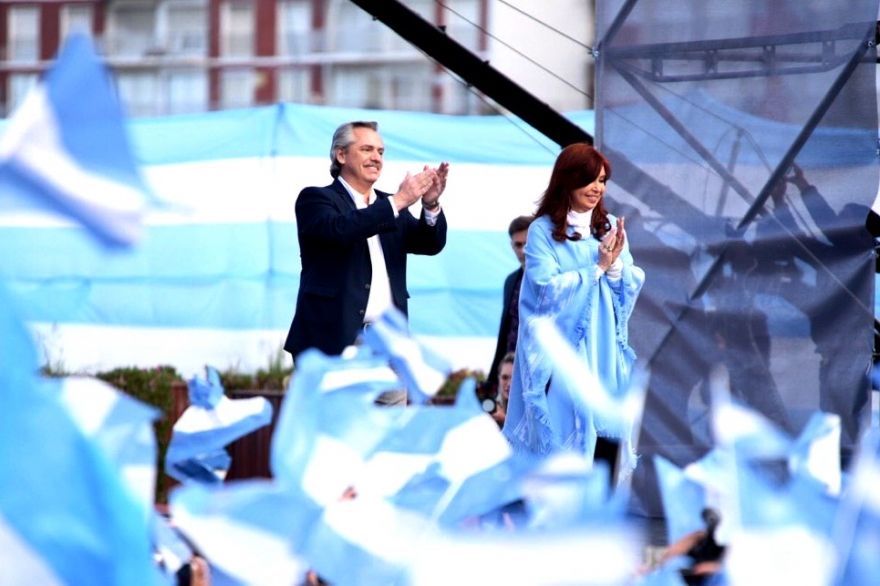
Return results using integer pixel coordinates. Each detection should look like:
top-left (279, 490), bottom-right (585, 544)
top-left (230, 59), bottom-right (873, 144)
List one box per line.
top-left (284, 120), bottom-right (448, 365)
top-left (485, 215), bottom-right (533, 391)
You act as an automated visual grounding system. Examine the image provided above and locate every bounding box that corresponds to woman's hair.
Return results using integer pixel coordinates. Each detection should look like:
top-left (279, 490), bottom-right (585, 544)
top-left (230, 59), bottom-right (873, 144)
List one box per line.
top-left (329, 121), bottom-right (379, 178)
top-left (534, 143), bottom-right (612, 243)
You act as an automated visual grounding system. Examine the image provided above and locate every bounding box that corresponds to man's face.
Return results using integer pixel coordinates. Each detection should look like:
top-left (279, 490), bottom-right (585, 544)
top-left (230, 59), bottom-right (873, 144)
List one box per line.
top-left (510, 229), bottom-right (527, 267)
top-left (498, 361), bottom-right (513, 400)
top-left (338, 127), bottom-right (384, 189)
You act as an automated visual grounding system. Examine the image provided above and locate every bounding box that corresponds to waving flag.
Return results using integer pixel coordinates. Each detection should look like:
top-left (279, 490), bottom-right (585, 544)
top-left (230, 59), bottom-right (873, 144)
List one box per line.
top-left (789, 412), bottom-right (842, 496)
top-left (0, 33), bottom-right (153, 247)
top-left (832, 428), bottom-right (880, 586)
top-left (361, 307), bottom-right (452, 404)
top-left (654, 455), bottom-right (709, 545)
top-left (54, 376), bottom-right (160, 519)
top-left (530, 316), bottom-right (646, 478)
top-left (0, 287), bottom-right (158, 586)
top-left (270, 349), bottom-right (533, 586)
top-left (408, 525), bottom-right (639, 586)
top-left (270, 348), bottom-right (406, 501)
top-left (712, 399), bottom-right (793, 459)
top-left (166, 365), bottom-right (273, 484)
top-left (170, 479), bottom-right (312, 586)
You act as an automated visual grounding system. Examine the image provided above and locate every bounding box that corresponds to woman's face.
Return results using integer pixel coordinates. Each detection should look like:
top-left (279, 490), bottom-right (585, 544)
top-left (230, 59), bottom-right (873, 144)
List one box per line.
top-left (569, 166), bottom-right (607, 213)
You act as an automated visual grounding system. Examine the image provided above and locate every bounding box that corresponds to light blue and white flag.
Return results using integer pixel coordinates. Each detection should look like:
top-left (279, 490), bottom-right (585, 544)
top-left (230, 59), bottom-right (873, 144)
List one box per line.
top-left (0, 286), bottom-right (159, 585)
top-left (709, 370), bottom-right (792, 459)
top-left (789, 411), bottom-right (842, 496)
top-left (376, 378), bottom-right (514, 526)
top-left (831, 428), bottom-right (880, 586)
top-left (270, 349), bottom-right (529, 585)
top-left (170, 479), bottom-right (313, 586)
top-left (55, 376), bottom-right (160, 519)
top-left (408, 525), bottom-right (639, 586)
top-left (724, 461), bottom-right (837, 586)
top-left (270, 348), bottom-right (407, 499)
top-left (519, 451), bottom-right (622, 530)
top-left (166, 365), bottom-right (273, 484)
top-left (530, 317), bottom-right (646, 477)
top-left (361, 306), bottom-right (452, 404)
top-left (0, 33), bottom-right (153, 247)
top-left (654, 454), bottom-right (709, 545)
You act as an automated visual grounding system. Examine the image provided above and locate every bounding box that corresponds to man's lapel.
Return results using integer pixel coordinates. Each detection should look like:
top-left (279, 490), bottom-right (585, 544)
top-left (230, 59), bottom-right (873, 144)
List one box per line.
top-left (331, 178), bottom-right (357, 211)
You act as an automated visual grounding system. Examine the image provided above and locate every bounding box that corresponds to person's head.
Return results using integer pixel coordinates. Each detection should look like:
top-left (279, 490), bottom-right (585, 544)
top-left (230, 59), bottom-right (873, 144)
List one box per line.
top-left (535, 143), bottom-right (612, 243)
top-left (498, 352), bottom-right (514, 407)
top-left (330, 121), bottom-right (383, 190)
top-left (508, 215), bottom-right (533, 267)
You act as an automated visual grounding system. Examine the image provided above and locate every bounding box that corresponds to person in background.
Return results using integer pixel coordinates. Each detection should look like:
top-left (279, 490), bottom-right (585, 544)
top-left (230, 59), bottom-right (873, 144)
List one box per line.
top-left (485, 216), bottom-right (534, 395)
top-left (488, 352), bottom-right (515, 428)
top-left (283, 120), bottom-right (448, 405)
top-left (502, 143), bottom-right (644, 470)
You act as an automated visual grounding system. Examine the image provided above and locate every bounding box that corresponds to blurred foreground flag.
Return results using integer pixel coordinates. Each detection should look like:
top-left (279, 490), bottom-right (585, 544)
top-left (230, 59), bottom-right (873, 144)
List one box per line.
top-left (832, 428), bottom-right (880, 586)
top-left (0, 290), bottom-right (158, 586)
top-left (170, 479), bottom-right (312, 586)
top-left (408, 526), bottom-right (638, 586)
top-left (166, 366), bottom-right (273, 484)
top-left (57, 376), bottom-right (160, 519)
top-left (361, 307), bottom-right (451, 404)
top-left (0, 32), bottom-right (152, 247)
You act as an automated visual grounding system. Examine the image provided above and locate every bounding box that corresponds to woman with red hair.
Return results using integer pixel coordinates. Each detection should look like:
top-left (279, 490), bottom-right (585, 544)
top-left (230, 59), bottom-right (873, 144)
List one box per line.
top-left (502, 143), bottom-right (644, 473)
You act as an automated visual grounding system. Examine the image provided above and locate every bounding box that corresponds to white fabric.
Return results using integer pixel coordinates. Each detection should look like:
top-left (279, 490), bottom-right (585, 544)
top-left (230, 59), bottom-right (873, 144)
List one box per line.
top-left (339, 177), bottom-right (394, 323)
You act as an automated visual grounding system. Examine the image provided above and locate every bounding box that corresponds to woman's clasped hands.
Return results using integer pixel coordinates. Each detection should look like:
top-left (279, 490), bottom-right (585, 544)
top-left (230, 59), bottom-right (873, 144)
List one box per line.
top-left (598, 217), bottom-right (626, 271)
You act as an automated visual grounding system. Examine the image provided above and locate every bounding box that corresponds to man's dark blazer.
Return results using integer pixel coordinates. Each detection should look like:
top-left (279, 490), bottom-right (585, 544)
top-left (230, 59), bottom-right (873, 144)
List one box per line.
top-left (487, 266), bottom-right (523, 386)
top-left (284, 178), bottom-right (447, 361)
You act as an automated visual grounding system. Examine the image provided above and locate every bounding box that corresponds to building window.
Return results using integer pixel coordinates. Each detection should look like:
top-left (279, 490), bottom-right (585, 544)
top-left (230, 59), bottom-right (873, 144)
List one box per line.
top-left (6, 73), bottom-right (39, 115)
top-left (166, 69), bottom-right (208, 114)
top-left (167, 2), bottom-right (208, 56)
top-left (61, 4), bottom-right (94, 42)
top-left (8, 5), bottom-right (40, 63)
top-left (277, 67), bottom-right (310, 103)
top-left (221, 69), bottom-right (255, 108)
top-left (331, 2), bottom-right (380, 53)
top-left (328, 64), bottom-right (432, 112)
top-left (444, 0), bottom-right (481, 53)
top-left (116, 71), bottom-right (158, 117)
top-left (221, 1), bottom-right (254, 58)
top-left (277, 0), bottom-right (312, 56)
top-left (107, 3), bottom-right (156, 58)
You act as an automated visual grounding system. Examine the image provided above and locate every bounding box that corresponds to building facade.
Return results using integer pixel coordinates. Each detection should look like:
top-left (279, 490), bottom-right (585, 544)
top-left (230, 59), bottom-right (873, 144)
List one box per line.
top-left (0, 0), bottom-right (595, 117)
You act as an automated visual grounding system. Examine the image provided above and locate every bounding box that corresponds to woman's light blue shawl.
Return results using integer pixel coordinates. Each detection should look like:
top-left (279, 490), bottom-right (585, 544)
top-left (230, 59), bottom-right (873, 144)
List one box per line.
top-left (502, 214), bottom-right (645, 470)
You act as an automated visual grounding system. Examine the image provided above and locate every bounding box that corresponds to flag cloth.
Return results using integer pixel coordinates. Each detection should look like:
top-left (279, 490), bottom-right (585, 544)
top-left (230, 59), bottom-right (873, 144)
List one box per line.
top-left (55, 376), bottom-right (160, 519)
top-left (0, 32), bottom-right (153, 247)
top-left (170, 479), bottom-right (312, 586)
top-left (832, 428), bottom-right (880, 586)
top-left (361, 306), bottom-right (451, 403)
top-left (270, 349), bottom-right (534, 585)
top-left (789, 411), bottom-right (842, 496)
top-left (408, 526), bottom-right (639, 586)
top-left (166, 365), bottom-right (273, 484)
top-left (0, 286), bottom-right (159, 585)
top-left (654, 454), bottom-right (708, 544)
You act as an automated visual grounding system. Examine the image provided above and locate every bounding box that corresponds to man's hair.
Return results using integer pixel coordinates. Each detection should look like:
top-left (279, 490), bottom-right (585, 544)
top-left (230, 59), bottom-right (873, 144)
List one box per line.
top-left (330, 121), bottom-right (379, 178)
top-left (508, 215), bottom-right (534, 237)
top-left (501, 351), bottom-right (515, 365)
